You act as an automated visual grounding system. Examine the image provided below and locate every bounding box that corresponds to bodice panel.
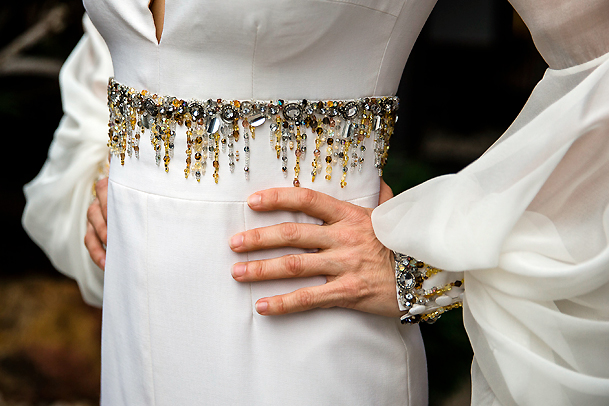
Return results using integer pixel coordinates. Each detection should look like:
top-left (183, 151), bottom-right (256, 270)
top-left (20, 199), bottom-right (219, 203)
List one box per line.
top-left (83, 0), bottom-right (436, 101)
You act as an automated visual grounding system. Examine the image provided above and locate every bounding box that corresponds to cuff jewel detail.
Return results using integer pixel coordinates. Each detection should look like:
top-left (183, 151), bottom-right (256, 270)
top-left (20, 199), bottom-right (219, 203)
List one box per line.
top-left (393, 252), bottom-right (464, 324)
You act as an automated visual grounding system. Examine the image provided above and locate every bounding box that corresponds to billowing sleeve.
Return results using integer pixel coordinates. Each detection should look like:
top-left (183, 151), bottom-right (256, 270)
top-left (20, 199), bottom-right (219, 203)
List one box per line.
top-left (372, 54), bottom-right (609, 404)
top-left (22, 15), bottom-right (113, 307)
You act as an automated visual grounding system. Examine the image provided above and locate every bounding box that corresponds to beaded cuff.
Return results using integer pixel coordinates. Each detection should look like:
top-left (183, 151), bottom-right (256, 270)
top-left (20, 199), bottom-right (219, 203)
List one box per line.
top-left (393, 252), bottom-right (464, 324)
top-left (107, 78), bottom-right (398, 187)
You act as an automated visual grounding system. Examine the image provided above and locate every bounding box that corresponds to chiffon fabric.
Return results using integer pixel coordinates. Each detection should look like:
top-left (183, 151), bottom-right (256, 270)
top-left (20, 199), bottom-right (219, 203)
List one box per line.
top-left (373, 1), bottom-right (609, 405)
top-left (22, 15), bottom-right (111, 306)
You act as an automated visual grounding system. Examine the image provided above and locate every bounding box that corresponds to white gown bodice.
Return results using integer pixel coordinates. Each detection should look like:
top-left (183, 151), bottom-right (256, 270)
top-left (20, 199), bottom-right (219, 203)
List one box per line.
top-left (83, 0), bottom-right (438, 203)
top-left (84, 0), bottom-right (435, 101)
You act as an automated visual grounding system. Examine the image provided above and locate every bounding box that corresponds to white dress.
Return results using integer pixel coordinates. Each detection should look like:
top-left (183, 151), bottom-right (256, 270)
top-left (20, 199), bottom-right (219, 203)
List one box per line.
top-left (22, 1), bottom-right (609, 405)
top-left (84, 0), bottom-right (433, 404)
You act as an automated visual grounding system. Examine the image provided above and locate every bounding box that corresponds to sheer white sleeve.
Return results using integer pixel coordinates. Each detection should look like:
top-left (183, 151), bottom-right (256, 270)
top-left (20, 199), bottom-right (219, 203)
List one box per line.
top-left (22, 15), bottom-right (113, 307)
top-left (373, 52), bottom-right (609, 405)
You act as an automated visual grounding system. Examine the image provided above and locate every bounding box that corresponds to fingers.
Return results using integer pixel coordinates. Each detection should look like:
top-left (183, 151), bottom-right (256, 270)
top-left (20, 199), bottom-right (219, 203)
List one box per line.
top-left (254, 274), bottom-right (402, 317)
top-left (95, 177), bottom-right (109, 222)
top-left (86, 196), bottom-right (108, 271)
top-left (230, 222), bottom-right (333, 252)
top-left (232, 251), bottom-right (340, 281)
top-left (255, 282), bottom-right (344, 315)
top-left (84, 222), bottom-right (106, 270)
top-left (246, 188), bottom-right (354, 224)
top-left (87, 199), bottom-right (107, 245)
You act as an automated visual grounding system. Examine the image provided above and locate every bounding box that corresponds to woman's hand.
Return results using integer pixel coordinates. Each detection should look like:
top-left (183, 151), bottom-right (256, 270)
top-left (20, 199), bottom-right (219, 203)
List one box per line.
top-left (85, 177), bottom-right (108, 270)
top-left (229, 179), bottom-right (401, 317)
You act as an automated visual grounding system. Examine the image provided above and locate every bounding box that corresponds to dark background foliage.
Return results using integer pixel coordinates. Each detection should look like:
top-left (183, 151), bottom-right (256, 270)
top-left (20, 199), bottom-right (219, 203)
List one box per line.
top-left (0, 0), bottom-right (546, 404)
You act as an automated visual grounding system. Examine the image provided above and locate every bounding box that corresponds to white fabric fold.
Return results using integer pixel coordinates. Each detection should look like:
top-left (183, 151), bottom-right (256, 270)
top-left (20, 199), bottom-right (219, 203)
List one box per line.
top-left (372, 50), bottom-right (609, 406)
top-left (22, 15), bottom-right (113, 307)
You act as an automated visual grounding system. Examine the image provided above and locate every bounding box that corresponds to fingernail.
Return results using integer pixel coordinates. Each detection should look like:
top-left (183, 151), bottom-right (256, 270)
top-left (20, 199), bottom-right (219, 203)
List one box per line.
top-left (230, 234), bottom-right (243, 248)
top-left (256, 301), bottom-right (268, 314)
top-left (100, 258), bottom-right (106, 269)
top-left (232, 263), bottom-right (246, 277)
top-left (248, 193), bottom-right (261, 207)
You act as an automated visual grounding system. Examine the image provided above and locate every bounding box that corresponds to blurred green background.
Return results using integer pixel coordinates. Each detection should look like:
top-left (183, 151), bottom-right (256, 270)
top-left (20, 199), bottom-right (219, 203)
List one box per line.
top-left (0, 0), bottom-right (547, 405)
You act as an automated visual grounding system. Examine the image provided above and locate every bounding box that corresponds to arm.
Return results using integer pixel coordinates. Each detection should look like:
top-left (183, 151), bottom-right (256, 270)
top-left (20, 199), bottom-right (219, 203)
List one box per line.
top-left (22, 14), bottom-right (113, 307)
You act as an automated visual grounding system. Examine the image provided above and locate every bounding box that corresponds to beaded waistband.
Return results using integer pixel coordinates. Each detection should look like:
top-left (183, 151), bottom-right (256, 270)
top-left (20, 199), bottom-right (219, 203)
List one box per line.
top-left (107, 78), bottom-right (398, 187)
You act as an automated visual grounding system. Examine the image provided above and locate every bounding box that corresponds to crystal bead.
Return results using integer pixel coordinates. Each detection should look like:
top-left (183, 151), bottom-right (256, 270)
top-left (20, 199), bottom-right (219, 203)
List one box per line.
top-left (250, 115), bottom-right (266, 127)
top-left (398, 271), bottom-right (416, 290)
top-left (207, 116), bottom-right (221, 134)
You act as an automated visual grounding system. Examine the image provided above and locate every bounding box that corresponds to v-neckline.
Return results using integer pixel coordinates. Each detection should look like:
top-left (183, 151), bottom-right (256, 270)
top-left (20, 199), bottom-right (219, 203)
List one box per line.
top-left (149, 0), bottom-right (165, 45)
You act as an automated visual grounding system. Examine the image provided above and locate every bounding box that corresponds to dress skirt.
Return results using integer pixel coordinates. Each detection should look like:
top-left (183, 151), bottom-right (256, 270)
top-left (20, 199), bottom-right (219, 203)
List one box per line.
top-left (101, 119), bottom-right (427, 405)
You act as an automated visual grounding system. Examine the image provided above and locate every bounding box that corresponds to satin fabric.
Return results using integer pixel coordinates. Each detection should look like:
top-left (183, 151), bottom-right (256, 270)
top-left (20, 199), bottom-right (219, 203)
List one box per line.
top-left (54, 1), bottom-right (435, 404)
top-left (373, 2), bottom-right (609, 404)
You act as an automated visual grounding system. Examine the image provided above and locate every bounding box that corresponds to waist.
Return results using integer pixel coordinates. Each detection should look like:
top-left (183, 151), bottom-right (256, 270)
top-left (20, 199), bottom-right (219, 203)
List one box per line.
top-left (107, 78), bottom-right (396, 201)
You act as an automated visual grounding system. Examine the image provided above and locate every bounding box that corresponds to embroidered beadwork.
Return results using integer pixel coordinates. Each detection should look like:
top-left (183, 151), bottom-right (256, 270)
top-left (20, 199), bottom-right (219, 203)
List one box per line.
top-left (393, 252), bottom-right (464, 325)
top-left (107, 78), bottom-right (398, 186)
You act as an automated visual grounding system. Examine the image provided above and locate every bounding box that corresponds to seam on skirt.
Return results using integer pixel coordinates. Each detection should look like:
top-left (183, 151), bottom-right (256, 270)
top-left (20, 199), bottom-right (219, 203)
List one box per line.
top-left (242, 202), bottom-right (254, 318)
top-left (393, 319), bottom-right (412, 405)
top-left (144, 193), bottom-right (157, 405)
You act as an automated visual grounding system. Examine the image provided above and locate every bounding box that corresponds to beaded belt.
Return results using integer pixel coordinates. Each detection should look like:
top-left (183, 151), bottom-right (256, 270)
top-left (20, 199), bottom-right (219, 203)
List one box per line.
top-left (107, 78), bottom-right (398, 187)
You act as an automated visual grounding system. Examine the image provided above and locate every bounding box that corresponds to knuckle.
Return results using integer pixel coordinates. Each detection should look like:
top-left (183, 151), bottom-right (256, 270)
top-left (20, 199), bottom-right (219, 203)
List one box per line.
top-left (279, 223), bottom-right (300, 242)
top-left (268, 189), bottom-right (280, 206)
top-left (336, 278), bottom-right (366, 308)
top-left (341, 278), bottom-right (364, 299)
top-left (335, 230), bottom-right (352, 245)
top-left (249, 228), bottom-right (263, 246)
top-left (300, 188), bottom-right (317, 207)
top-left (283, 254), bottom-right (302, 277)
top-left (334, 229), bottom-right (357, 247)
top-left (251, 261), bottom-right (265, 279)
top-left (276, 297), bottom-right (287, 314)
top-left (349, 205), bottom-right (368, 221)
top-left (86, 203), bottom-right (97, 220)
top-left (99, 228), bottom-right (108, 244)
top-left (96, 177), bottom-right (108, 194)
top-left (296, 289), bottom-right (315, 309)
top-left (342, 202), bottom-right (363, 218)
